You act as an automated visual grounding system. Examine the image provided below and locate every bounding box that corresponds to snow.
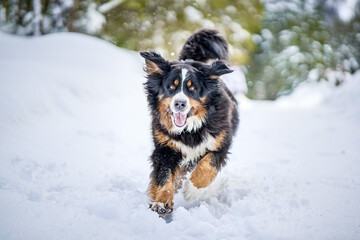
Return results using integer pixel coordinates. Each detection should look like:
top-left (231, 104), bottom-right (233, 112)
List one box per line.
top-left (1, 32), bottom-right (360, 240)
top-left (221, 66), bottom-right (248, 95)
top-left (75, 3), bottom-right (105, 35)
top-left (98, 0), bottom-right (125, 14)
top-left (336, 0), bottom-right (358, 22)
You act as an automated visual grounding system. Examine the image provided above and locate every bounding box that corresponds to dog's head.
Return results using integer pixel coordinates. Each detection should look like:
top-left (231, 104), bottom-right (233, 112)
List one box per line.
top-left (141, 51), bottom-right (233, 134)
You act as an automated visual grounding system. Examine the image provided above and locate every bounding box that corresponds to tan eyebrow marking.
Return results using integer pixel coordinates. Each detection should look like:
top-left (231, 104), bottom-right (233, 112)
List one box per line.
top-left (174, 79), bottom-right (179, 86)
top-left (187, 81), bottom-right (192, 87)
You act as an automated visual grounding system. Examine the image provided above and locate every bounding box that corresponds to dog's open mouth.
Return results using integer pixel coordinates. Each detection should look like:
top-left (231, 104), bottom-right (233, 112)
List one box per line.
top-left (174, 112), bottom-right (187, 127)
top-left (171, 108), bottom-right (193, 128)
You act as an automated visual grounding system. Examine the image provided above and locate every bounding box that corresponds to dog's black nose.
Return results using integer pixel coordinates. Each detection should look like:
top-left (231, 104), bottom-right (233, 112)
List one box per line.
top-left (174, 99), bottom-right (187, 112)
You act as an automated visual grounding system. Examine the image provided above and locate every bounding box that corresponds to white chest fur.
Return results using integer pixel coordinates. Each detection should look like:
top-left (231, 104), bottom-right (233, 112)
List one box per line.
top-left (171, 133), bottom-right (217, 166)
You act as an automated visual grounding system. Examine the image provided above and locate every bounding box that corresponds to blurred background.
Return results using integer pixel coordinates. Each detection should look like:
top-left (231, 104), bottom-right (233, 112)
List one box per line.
top-left (0, 0), bottom-right (359, 100)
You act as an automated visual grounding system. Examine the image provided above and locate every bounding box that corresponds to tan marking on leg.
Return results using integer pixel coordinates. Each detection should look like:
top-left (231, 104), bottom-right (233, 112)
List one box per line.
top-left (190, 153), bottom-right (218, 189)
top-left (148, 172), bottom-right (177, 211)
top-left (174, 166), bottom-right (188, 192)
top-left (148, 179), bottom-right (159, 202)
top-left (154, 175), bottom-right (175, 207)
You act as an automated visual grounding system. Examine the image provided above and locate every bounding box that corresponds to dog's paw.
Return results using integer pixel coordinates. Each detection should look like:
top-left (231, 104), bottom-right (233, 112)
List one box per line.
top-left (182, 179), bottom-right (206, 201)
top-left (149, 202), bottom-right (173, 215)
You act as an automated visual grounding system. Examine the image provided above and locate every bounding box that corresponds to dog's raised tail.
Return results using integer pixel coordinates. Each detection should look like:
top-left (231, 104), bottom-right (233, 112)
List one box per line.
top-left (179, 29), bottom-right (229, 63)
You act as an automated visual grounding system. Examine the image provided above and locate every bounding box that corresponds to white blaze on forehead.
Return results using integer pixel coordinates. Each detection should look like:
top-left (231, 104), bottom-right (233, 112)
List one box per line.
top-left (169, 67), bottom-right (191, 132)
top-left (174, 91), bottom-right (187, 100)
top-left (181, 68), bottom-right (188, 91)
top-left (174, 67), bottom-right (189, 100)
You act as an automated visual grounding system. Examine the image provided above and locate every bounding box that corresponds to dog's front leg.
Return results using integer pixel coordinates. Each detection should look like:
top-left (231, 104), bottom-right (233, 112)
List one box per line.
top-left (148, 172), bottom-right (175, 215)
top-left (190, 152), bottom-right (219, 188)
top-left (183, 152), bottom-right (223, 201)
top-left (148, 146), bottom-right (181, 215)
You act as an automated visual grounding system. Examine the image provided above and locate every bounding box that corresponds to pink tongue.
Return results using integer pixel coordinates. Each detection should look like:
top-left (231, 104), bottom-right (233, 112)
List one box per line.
top-left (174, 112), bottom-right (186, 127)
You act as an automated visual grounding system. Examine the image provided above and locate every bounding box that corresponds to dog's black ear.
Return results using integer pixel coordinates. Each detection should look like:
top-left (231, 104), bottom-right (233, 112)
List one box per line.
top-left (208, 60), bottom-right (233, 79)
top-left (140, 51), bottom-right (170, 76)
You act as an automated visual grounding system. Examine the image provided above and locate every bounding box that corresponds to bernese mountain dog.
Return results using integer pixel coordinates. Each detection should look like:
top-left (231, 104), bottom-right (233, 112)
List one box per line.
top-left (140, 29), bottom-right (239, 216)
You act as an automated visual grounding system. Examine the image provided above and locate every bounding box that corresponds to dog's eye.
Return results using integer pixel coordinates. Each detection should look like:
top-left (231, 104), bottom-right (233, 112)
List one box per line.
top-left (169, 84), bottom-right (175, 90)
top-left (189, 86), bottom-right (195, 92)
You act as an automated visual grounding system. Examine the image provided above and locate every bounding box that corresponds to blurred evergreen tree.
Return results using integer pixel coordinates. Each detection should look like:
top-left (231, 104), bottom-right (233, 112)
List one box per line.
top-left (0, 0), bottom-right (102, 35)
top-left (0, 0), bottom-right (263, 64)
top-left (327, 1), bottom-right (360, 74)
top-left (98, 0), bottom-right (264, 64)
top-left (246, 0), bottom-right (336, 100)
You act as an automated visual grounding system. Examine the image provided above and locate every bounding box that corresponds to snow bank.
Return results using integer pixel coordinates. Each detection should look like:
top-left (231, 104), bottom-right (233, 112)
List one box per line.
top-left (0, 32), bottom-right (359, 240)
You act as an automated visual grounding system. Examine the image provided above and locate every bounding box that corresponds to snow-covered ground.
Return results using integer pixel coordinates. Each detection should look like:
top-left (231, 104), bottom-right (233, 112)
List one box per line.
top-left (0, 32), bottom-right (359, 240)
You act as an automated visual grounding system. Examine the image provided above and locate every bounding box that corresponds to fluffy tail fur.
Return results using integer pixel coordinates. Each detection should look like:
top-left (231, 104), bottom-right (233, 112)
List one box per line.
top-left (179, 29), bottom-right (229, 63)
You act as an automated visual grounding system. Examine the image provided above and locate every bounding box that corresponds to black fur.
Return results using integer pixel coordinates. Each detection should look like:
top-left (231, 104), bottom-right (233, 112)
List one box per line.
top-left (179, 29), bottom-right (229, 62)
top-left (141, 29), bottom-right (239, 211)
